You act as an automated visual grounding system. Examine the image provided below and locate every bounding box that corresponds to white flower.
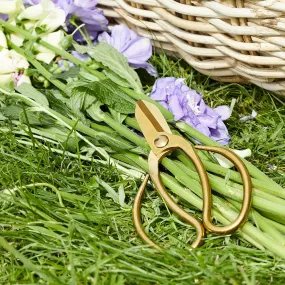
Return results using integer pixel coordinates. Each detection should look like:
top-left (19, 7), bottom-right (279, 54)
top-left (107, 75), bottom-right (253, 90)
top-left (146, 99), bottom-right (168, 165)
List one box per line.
top-left (18, 0), bottom-right (65, 33)
top-left (215, 149), bottom-right (252, 169)
top-left (0, 30), bottom-right (7, 48)
top-left (0, 0), bottom-right (22, 14)
top-left (0, 74), bottom-right (13, 85)
top-left (34, 30), bottom-right (64, 64)
top-left (16, 74), bottom-right (31, 86)
top-left (18, 0), bottom-right (55, 20)
top-left (23, 21), bottom-right (36, 30)
top-left (36, 7), bottom-right (65, 33)
top-left (9, 33), bottom-right (25, 47)
top-left (0, 49), bottom-right (29, 74)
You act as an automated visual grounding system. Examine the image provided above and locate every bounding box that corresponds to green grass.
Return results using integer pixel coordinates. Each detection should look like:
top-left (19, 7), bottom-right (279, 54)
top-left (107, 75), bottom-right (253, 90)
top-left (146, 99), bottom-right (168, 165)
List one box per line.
top-left (0, 54), bottom-right (285, 284)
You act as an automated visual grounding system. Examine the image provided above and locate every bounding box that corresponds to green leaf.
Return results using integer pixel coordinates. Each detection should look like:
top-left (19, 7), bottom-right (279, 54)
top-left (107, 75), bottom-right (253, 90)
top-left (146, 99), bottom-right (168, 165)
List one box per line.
top-left (86, 101), bottom-right (104, 122)
top-left (73, 43), bottom-right (89, 54)
top-left (76, 79), bottom-right (136, 114)
top-left (51, 66), bottom-right (80, 80)
top-left (16, 83), bottom-right (49, 107)
top-left (88, 43), bottom-right (142, 92)
top-left (69, 85), bottom-right (97, 112)
top-left (109, 109), bottom-right (127, 124)
top-left (65, 81), bottom-right (86, 97)
top-left (103, 69), bottom-right (130, 88)
top-left (79, 70), bottom-right (100, 82)
top-left (44, 90), bottom-right (71, 115)
top-left (96, 132), bottom-right (135, 151)
top-left (1, 105), bottom-right (22, 119)
top-left (95, 177), bottom-right (121, 205)
top-left (19, 108), bottom-right (56, 126)
top-left (0, 112), bottom-right (6, 120)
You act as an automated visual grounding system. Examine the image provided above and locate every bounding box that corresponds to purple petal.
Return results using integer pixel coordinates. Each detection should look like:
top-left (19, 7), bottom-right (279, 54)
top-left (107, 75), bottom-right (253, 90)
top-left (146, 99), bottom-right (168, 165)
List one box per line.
top-left (73, 8), bottom-right (108, 28)
top-left (122, 37), bottom-right (152, 64)
top-left (98, 31), bottom-right (112, 45)
top-left (23, 0), bottom-right (40, 5)
top-left (210, 119), bottom-right (230, 145)
top-left (131, 62), bottom-right (158, 76)
top-left (110, 25), bottom-right (136, 52)
top-left (196, 123), bottom-right (211, 137)
top-left (197, 114), bottom-right (218, 129)
top-left (73, 0), bottom-right (97, 9)
top-left (214, 106), bottom-right (231, 120)
top-left (72, 24), bottom-right (99, 42)
top-left (149, 76), bottom-right (231, 145)
top-left (158, 101), bottom-right (169, 110)
top-left (0, 13), bottom-right (7, 20)
top-left (71, 51), bottom-right (89, 61)
top-left (169, 95), bottom-right (185, 121)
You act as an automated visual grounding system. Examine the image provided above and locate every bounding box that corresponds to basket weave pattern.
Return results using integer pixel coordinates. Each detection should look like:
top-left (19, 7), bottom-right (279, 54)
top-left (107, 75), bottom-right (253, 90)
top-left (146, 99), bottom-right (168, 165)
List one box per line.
top-left (98, 0), bottom-right (285, 94)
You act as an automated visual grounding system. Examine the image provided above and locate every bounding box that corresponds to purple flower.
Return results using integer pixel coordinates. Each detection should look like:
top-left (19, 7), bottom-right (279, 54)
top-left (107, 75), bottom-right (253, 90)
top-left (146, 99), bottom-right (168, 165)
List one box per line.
top-left (150, 77), bottom-right (231, 145)
top-left (23, 0), bottom-right (108, 42)
top-left (52, 0), bottom-right (108, 42)
top-left (58, 51), bottom-right (88, 70)
top-left (0, 14), bottom-right (7, 20)
top-left (23, 0), bottom-right (40, 5)
top-left (98, 24), bottom-right (157, 76)
top-left (69, 8), bottom-right (108, 42)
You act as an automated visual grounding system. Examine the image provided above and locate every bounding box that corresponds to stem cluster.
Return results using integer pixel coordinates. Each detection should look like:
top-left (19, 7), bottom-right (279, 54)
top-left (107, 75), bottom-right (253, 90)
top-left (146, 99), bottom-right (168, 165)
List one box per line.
top-left (1, 20), bottom-right (285, 259)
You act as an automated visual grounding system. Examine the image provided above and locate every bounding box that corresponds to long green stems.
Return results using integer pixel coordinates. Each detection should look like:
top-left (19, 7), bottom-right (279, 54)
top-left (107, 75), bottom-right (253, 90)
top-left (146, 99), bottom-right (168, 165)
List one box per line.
top-left (103, 115), bottom-right (285, 204)
top-left (3, 18), bottom-right (284, 191)
top-left (101, 113), bottom-right (149, 150)
top-left (112, 152), bottom-right (285, 259)
top-left (176, 121), bottom-right (283, 188)
top-left (163, 158), bottom-right (285, 218)
top-left (177, 152), bottom-right (285, 199)
top-left (174, 160), bottom-right (285, 209)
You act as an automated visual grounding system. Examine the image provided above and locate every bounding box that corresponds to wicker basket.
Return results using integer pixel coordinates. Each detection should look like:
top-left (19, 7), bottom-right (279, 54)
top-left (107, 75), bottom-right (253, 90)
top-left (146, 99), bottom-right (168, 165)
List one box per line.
top-left (98, 0), bottom-right (285, 95)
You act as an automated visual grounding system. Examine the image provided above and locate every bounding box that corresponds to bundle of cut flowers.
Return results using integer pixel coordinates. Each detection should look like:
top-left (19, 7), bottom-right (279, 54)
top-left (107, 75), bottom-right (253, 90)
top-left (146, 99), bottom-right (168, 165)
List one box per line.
top-left (0, 0), bottom-right (285, 259)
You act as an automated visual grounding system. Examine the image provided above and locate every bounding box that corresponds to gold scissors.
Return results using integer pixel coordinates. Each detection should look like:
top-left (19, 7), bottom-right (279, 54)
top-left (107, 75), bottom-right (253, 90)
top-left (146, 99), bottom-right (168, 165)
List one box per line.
top-left (133, 100), bottom-right (252, 249)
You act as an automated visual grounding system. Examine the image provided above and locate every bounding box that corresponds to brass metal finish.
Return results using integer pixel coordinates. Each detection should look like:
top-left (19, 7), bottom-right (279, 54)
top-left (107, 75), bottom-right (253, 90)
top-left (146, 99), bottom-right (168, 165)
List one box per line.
top-left (154, 135), bottom-right (169, 148)
top-left (133, 174), bottom-right (160, 249)
top-left (133, 100), bottom-right (252, 249)
top-left (195, 145), bottom-right (252, 234)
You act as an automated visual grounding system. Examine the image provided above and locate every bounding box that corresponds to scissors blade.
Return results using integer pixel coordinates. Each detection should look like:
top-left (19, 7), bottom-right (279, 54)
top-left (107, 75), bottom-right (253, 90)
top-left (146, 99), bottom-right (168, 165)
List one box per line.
top-left (135, 100), bottom-right (172, 146)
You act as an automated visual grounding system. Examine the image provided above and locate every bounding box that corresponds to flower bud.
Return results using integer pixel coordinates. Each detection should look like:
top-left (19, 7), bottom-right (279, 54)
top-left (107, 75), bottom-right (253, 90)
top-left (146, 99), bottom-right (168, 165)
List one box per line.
top-left (34, 30), bottom-right (64, 64)
top-left (61, 35), bottom-right (72, 50)
top-left (18, 0), bottom-right (65, 33)
top-left (0, 30), bottom-right (7, 48)
top-left (0, 74), bottom-right (13, 85)
top-left (9, 33), bottom-right (25, 47)
top-left (0, 0), bottom-right (22, 15)
top-left (16, 74), bottom-right (31, 87)
top-left (0, 49), bottom-right (29, 74)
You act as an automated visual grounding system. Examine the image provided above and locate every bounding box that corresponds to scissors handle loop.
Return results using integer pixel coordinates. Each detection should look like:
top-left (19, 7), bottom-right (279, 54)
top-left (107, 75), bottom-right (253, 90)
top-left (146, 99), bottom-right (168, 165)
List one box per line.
top-left (133, 133), bottom-right (252, 249)
top-left (133, 148), bottom-right (206, 249)
top-left (195, 145), bottom-right (252, 234)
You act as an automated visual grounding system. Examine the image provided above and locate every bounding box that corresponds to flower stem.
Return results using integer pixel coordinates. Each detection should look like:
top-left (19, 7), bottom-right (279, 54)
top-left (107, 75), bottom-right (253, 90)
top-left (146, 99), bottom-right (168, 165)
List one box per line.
top-left (100, 113), bottom-right (150, 150)
top-left (10, 43), bottom-right (66, 92)
top-left (0, 19), bottom-right (104, 79)
top-left (116, 152), bottom-right (285, 258)
top-left (176, 121), bottom-right (283, 189)
top-left (200, 160), bottom-right (285, 199)
top-left (163, 158), bottom-right (285, 218)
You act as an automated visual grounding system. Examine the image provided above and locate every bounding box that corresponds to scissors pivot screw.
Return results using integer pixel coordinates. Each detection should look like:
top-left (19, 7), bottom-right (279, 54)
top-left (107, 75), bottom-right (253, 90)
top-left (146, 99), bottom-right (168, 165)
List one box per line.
top-left (154, 135), bottom-right (169, 148)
